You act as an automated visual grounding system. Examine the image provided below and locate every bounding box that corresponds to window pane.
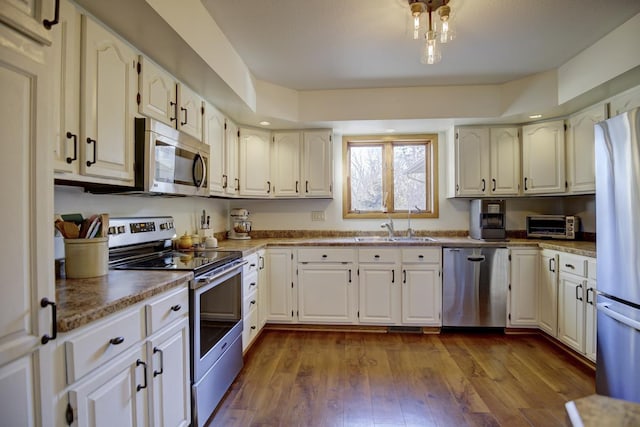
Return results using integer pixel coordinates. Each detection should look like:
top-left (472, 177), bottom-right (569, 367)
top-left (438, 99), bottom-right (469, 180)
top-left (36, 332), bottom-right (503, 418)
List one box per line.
top-left (350, 145), bottom-right (383, 211)
top-left (393, 144), bottom-right (426, 211)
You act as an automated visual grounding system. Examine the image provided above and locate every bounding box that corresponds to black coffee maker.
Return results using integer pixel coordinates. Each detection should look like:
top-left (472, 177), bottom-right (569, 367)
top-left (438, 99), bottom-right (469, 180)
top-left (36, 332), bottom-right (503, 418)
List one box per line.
top-left (469, 199), bottom-right (506, 240)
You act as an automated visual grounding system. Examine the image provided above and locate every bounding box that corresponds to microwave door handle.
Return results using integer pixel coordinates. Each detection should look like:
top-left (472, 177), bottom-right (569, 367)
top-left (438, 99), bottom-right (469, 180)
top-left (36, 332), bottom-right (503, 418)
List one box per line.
top-left (192, 153), bottom-right (206, 188)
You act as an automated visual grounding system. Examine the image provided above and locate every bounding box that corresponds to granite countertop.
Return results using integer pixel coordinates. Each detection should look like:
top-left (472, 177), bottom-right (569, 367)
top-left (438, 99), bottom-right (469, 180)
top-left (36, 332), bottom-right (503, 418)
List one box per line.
top-left (565, 394), bottom-right (640, 426)
top-left (55, 270), bottom-right (193, 333)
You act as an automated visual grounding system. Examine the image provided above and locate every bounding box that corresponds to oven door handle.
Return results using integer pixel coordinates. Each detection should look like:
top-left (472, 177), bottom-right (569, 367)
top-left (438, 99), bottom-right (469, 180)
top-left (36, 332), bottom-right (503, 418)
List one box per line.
top-left (193, 260), bottom-right (247, 289)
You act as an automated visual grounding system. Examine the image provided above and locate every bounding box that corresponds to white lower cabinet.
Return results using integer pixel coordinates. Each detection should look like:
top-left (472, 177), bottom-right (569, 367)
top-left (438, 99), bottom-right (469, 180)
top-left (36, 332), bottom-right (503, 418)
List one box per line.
top-left (265, 248), bottom-right (297, 323)
top-left (401, 248), bottom-right (442, 326)
top-left (538, 249), bottom-right (559, 336)
top-left (508, 248), bottom-right (540, 327)
top-left (257, 250), bottom-right (267, 329)
top-left (358, 249), bottom-right (401, 325)
top-left (61, 284), bottom-right (190, 426)
top-left (0, 354), bottom-right (37, 427)
top-left (242, 252), bottom-right (261, 351)
top-left (297, 248), bottom-right (357, 324)
top-left (585, 259), bottom-right (597, 362)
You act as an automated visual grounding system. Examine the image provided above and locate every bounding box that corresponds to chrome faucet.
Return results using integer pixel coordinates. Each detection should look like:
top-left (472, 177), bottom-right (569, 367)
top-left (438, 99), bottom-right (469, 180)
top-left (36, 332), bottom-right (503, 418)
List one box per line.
top-left (381, 215), bottom-right (395, 238)
top-left (407, 206), bottom-right (423, 239)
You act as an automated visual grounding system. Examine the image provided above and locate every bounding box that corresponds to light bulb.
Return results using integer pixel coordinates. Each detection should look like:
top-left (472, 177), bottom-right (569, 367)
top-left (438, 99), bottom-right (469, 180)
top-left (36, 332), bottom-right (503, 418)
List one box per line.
top-left (436, 5), bottom-right (455, 43)
top-left (413, 14), bottom-right (421, 40)
top-left (409, 1), bottom-right (425, 40)
top-left (421, 31), bottom-right (441, 64)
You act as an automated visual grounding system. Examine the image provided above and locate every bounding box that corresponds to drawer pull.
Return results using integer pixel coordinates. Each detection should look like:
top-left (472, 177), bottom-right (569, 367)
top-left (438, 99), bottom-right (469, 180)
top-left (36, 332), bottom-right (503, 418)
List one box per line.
top-left (322, 254), bottom-right (328, 259)
top-left (170, 304), bottom-right (182, 312)
top-left (109, 336), bottom-right (125, 345)
top-left (153, 347), bottom-right (164, 377)
top-left (565, 263), bottom-right (575, 269)
top-left (251, 326), bottom-right (257, 330)
top-left (250, 300), bottom-right (256, 305)
top-left (250, 282), bottom-right (257, 287)
top-left (136, 359), bottom-right (148, 392)
top-left (374, 254), bottom-right (380, 259)
top-left (418, 255), bottom-right (424, 259)
top-left (250, 263), bottom-right (256, 268)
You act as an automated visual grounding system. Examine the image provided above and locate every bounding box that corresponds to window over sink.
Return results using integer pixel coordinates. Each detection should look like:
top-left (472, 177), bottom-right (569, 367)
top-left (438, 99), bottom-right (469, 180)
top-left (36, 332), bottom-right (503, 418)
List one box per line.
top-left (342, 134), bottom-right (439, 218)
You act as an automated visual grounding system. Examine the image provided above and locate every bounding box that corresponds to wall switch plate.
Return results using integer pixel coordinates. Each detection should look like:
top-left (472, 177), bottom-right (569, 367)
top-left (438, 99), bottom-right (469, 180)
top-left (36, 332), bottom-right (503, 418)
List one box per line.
top-left (311, 211), bottom-right (325, 221)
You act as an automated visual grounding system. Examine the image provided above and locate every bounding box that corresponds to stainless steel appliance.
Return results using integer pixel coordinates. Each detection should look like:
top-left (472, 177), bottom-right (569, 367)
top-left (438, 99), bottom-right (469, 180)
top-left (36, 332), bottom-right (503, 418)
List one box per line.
top-left (228, 208), bottom-right (252, 240)
top-left (108, 217), bottom-right (245, 425)
top-left (113, 117), bottom-right (210, 196)
top-left (594, 107), bottom-right (640, 403)
top-left (526, 215), bottom-right (579, 240)
top-left (443, 247), bottom-right (509, 327)
top-left (469, 199), bottom-right (506, 241)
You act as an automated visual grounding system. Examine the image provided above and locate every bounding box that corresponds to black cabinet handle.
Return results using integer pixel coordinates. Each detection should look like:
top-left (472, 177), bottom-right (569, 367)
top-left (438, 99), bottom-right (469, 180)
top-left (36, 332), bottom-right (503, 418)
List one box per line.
top-left (348, 269), bottom-right (352, 283)
top-left (153, 347), bottom-right (164, 377)
top-left (234, 178), bottom-right (239, 191)
top-left (576, 284), bottom-right (583, 301)
top-left (418, 255), bottom-right (424, 259)
top-left (180, 106), bottom-right (188, 126)
top-left (565, 264), bottom-right (575, 269)
top-left (109, 336), bottom-right (125, 345)
top-left (222, 174), bottom-right (228, 189)
top-left (259, 256), bottom-right (265, 270)
top-left (392, 269), bottom-right (395, 283)
top-left (403, 270), bottom-right (407, 284)
top-left (86, 138), bottom-right (96, 167)
top-left (374, 254), bottom-right (380, 259)
top-left (250, 282), bottom-right (256, 287)
top-left (549, 258), bottom-right (556, 272)
top-left (66, 132), bottom-right (77, 164)
top-left (322, 254), bottom-right (328, 259)
top-left (251, 325), bottom-right (257, 330)
top-left (267, 181), bottom-right (271, 194)
top-left (170, 304), bottom-right (181, 312)
top-left (295, 181), bottom-right (299, 193)
top-left (136, 359), bottom-right (148, 391)
top-left (524, 177), bottom-right (528, 191)
top-left (481, 178), bottom-right (486, 192)
top-left (492, 178), bottom-right (496, 192)
top-left (250, 300), bottom-right (256, 305)
top-left (170, 101), bottom-right (177, 122)
top-left (43, 0), bottom-right (61, 29)
top-left (40, 298), bottom-right (57, 345)
top-left (305, 180), bottom-right (309, 193)
top-left (586, 287), bottom-right (594, 305)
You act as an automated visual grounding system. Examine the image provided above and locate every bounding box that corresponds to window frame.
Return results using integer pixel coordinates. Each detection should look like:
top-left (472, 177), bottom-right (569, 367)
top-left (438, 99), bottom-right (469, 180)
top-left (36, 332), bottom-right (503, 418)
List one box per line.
top-left (342, 134), bottom-right (439, 219)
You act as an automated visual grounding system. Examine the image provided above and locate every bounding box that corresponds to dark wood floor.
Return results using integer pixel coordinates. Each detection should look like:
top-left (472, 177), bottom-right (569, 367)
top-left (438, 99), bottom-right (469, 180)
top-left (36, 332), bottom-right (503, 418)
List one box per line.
top-left (208, 330), bottom-right (595, 427)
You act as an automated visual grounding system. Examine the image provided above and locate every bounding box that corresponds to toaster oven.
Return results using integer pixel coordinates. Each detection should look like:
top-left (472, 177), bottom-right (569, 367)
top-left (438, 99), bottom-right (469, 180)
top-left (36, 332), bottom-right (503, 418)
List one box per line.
top-left (526, 215), bottom-right (580, 240)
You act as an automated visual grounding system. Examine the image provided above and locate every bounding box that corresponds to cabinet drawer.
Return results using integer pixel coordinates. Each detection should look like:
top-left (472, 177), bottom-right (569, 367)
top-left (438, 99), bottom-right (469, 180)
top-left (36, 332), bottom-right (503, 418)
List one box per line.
top-left (65, 307), bottom-right (145, 383)
top-left (243, 270), bottom-right (258, 296)
top-left (401, 248), bottom-right (441, 263)
top-left (297, 248), bottom-right (356, 263)
top-left (242, 308), bottom-right (259, 349)
top-left (587, 258), bottom-right (596, 280)
top-left (145, 285), bottom-right (189, 336)
top-left (358, 248), bottom-right (400, 263)
top-left (243, 252), bottom-right (259, 275)
top-left (559, 253), bottom-right (587, 277)
top-left (243, 291), bottom-right (258, 317)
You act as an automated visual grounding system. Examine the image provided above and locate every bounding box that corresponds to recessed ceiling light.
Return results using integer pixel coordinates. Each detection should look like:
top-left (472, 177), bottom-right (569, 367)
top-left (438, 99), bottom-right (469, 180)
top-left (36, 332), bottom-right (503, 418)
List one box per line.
top-left (259, 121), bottom-right (271, 126)
top-left (386, 128), bottom-right (396, 133)
top-left (529, 114), bottom-right (542, 119)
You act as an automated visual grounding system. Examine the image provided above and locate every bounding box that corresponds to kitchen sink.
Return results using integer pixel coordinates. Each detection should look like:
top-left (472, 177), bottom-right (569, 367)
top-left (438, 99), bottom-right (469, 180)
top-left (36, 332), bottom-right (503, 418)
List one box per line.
top-left (353, 236), bottom-right (437, 243)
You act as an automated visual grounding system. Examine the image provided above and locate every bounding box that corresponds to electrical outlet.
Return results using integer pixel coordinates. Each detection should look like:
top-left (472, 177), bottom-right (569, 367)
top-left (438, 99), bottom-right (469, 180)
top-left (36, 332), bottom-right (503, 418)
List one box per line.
top-left (311, 211), bottom-right (325, 221)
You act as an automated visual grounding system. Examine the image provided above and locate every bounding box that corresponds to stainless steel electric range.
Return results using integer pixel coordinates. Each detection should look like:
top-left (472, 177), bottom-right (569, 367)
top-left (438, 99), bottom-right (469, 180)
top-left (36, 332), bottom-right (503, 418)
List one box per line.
top-left (108, 216), bottom-right (245, 427)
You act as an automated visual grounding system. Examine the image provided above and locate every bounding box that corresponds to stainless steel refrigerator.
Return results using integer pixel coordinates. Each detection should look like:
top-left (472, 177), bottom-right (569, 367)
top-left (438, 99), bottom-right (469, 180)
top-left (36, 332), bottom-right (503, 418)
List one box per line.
top-left (594, 106), bottom-right (640, 403)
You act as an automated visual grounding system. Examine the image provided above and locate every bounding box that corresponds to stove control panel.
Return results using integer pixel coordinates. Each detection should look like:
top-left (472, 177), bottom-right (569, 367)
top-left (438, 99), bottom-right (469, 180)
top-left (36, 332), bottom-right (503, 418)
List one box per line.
top-left (108, 216), bottom-right (176, 248)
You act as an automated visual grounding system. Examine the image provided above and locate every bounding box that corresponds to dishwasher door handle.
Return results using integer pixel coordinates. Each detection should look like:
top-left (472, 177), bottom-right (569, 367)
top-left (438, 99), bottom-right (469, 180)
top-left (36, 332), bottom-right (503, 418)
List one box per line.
top-left (467, 256), bottom-right (486, 262)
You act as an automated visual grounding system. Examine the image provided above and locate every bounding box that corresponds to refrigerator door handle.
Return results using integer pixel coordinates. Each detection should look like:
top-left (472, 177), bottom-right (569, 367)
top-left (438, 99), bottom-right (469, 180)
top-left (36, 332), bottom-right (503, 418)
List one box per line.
top-left (597, 302), bottom-right (640, 331)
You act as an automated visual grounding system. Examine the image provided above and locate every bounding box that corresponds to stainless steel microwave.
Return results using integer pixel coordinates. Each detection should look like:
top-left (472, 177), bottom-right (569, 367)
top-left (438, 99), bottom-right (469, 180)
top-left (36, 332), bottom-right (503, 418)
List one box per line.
top-left (526, 215), bottom-right (580, 240)
top-left (134, 117), bottom-right (209, 196)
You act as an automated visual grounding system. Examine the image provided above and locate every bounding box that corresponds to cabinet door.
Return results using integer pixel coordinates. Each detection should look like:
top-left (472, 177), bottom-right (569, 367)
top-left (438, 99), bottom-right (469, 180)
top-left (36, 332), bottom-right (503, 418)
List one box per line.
top-left (52, 0), bottom-right (80, 174)
top-left (302, 130), bottom-right (333, 197)
top-left (0, 0), bottom-right (53, 45)
top-left (509, 249), bottom-right (539, 327)
top-left (489, 127), bottom-right (520, 195)
top-left (176, 83), bottom-right (202, 141)
top-left (584, 277), bottom-right (597, 362)
top-left (402, 266), bottom-right (441, 326)
top-left (239, 127), bottom-right (271, 197)
top-left (138, 56), bottom-right (177, 127)
top-left (272, 131), bottom-right (301, 197)
top-left (257, 250), bottom-right (267, 328)
top-left (70, 346), bottom-right (149, 427)
top-left (522, 120), bottom-right (565, 194)
top-left (266, 249), bottom-right (296, 323)
top-left (81, 16), bottom-right (136, 183)
top-left (224, 120), bottom-right (239, 196)
top-left (298, 264), bottom-right (357, 324)
top-left (203, 102), bottom-right (225, 194)
top-left (0, 354), bottom-right (36, 426)
top-left (455, 128), bottom-right (490, 196)
top-left (148, 319), bottom-right (190, 427)
top-left (557, 273), bottom-right (585, 353)
top-left (538, 250), bottom-right (559, 337)
top-left (566, 104), bottom-right (606, 194)
top-left (358, 264), bottom-right (400, 325)
top-left (609, 85), bottom-right (640, 117)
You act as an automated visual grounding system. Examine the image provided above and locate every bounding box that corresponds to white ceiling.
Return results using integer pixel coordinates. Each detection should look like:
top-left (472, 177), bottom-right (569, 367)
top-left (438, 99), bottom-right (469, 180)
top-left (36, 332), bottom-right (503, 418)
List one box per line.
top-left (202, 0), bottom-right (640, 91)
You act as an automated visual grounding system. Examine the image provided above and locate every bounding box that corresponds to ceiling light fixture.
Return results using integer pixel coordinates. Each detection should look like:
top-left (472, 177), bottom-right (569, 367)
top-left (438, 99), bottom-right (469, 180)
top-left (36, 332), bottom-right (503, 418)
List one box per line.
top-left (259, 121), bottom-right (271, 126)
top-left (407, 0), bottom-right (455, 64)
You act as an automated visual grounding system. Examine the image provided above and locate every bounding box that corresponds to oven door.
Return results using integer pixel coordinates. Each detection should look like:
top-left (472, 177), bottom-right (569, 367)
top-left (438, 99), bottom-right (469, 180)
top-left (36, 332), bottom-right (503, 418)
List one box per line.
top-left (191, 264), bottom-right (243, 381)
top-left (139, 117), bottom-right (210, 196)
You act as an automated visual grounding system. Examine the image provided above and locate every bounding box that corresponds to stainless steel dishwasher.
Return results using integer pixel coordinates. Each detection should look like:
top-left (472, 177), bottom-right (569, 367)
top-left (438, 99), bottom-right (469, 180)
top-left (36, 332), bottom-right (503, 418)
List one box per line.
top-left (443, 247), bottom-right (509, 327)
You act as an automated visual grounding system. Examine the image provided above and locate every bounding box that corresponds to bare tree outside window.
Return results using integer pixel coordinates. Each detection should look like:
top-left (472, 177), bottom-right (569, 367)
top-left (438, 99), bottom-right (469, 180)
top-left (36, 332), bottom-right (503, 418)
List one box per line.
top-left (343, 135), bottom-right (438, 219)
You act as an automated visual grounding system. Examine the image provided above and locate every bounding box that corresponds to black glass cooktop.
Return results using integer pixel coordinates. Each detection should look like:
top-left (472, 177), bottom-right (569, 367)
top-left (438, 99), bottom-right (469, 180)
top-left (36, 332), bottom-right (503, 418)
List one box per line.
top-left (113, 250), bottom-right (242, 275)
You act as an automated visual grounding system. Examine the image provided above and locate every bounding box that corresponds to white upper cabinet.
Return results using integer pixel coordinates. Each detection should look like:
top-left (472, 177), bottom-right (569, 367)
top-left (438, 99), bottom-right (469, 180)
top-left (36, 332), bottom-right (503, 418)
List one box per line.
top-left (224, 119), bottom-right (239, 196)
top-left (454, 127), bottom-right (490, 196)
top-left (203, 101), bottom-right (225, 194)
top-left (176, 83), bottom-right (203, 140)
top-left (271, 131), bottom-right (301, 197)
top-left (521, 120), bottom-right (566, 194)
top-left (81, 15), bottom-right (137, 183)
top-left (0, 0), bottom-right (54, 45)
top-left (52, 0), bottom-right (80, 175)
top-left (238, 127), bottom-right (271, 197)
top-left (609, 85), bottom-right (640, 117)
top-left (302, 130), bottom-right (333, 197)
top-left (565, 104), bottom-right (606, 194)
top-left (137, 56), bottom-right (176, 126)
top-left (489, 127), bottom-right (520, 195)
